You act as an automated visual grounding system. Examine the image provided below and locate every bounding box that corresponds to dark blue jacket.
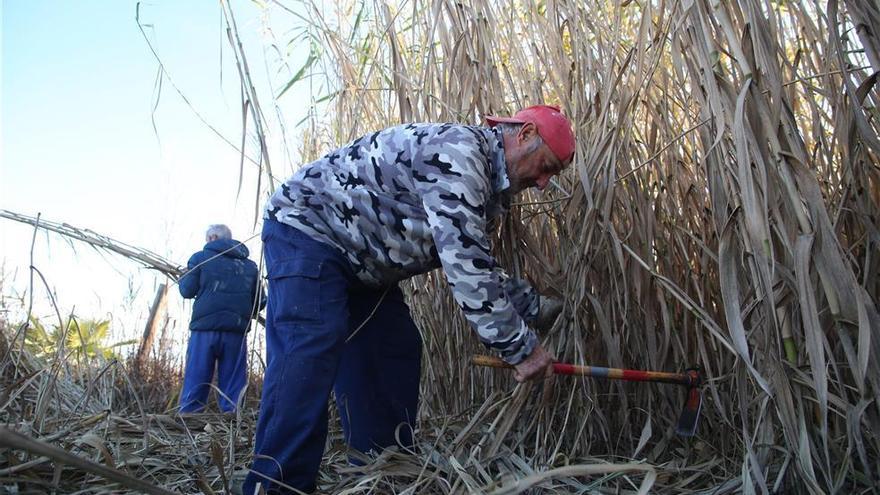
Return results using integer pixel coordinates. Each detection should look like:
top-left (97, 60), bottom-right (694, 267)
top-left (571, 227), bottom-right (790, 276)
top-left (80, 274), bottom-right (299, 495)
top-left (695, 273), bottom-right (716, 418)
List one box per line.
top-left (179, 239), bottom-right (265, 333)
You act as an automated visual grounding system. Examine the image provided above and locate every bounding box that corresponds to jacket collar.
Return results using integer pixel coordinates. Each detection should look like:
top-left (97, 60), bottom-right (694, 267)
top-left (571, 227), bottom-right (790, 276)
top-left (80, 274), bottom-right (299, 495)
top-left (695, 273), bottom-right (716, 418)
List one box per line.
top-left (487, 126), bottom-right (511, 195)
top-left (485, 127), bottom-right (512, 217)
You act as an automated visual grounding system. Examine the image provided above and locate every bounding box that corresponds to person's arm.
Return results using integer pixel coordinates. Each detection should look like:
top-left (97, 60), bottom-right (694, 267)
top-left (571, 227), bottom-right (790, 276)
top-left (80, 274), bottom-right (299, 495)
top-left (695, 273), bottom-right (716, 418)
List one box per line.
top-left (251, 262), bottom-right (267, 317)
top-left (413, 129), bottom-right (541, 368)
top-left (178, 253), bottom-right (202, 299)
top-left (501, 276), bottom-right (540, 323)
top-left (257, 281), bottom-right (267, 311)
top-left (502, 276), bottom-right (564, 332)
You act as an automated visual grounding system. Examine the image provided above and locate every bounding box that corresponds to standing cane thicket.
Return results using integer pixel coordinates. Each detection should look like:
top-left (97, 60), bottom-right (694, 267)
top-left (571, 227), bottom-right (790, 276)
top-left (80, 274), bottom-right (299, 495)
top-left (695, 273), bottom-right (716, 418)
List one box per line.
top-left (277, 0), bottom-right (880, 491)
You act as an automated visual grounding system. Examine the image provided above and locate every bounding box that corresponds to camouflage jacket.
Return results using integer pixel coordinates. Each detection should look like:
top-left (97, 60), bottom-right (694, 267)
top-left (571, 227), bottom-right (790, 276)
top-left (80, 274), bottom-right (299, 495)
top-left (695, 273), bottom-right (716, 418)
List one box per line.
top-left (265, 123), bottom-right (539, 364)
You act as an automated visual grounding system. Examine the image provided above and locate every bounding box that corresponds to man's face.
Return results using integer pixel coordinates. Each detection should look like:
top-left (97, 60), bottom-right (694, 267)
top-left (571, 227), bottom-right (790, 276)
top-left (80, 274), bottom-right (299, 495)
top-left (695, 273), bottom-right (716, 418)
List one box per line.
top-left (506, 125), bottom-right (567, 194)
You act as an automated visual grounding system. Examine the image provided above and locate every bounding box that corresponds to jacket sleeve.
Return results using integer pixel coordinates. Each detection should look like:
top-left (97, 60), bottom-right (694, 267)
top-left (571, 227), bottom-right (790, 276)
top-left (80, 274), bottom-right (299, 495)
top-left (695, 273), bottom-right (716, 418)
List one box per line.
top-left (258, 281), bottom-right (267, 311)
top-left (178, 252), bottom-right (202, 299)
top-left (251, 262), bottom-right (267, 317)
top-left (413, 129), bottom-right (537, 365)
top-left (501, 275), bottom-right (540, 324)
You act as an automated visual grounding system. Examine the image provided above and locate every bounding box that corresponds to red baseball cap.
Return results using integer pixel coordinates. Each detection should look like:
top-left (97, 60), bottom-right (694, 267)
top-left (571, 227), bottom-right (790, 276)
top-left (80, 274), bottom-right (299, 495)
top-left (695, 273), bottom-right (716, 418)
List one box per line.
top-left (485, 105), bottom-right (576, 164)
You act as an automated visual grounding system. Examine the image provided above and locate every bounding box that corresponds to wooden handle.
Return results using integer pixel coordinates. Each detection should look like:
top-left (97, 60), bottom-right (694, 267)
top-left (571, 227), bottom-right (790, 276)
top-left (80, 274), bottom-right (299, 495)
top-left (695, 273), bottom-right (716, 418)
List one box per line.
top-left (471, 355), bottom-right (514, 369)
top-left (471, 354), bottom-right (696, 386)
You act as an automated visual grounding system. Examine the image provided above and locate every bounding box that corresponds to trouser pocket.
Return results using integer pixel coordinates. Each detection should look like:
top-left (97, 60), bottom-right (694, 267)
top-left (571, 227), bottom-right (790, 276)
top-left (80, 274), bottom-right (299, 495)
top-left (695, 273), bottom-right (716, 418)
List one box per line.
top-left (267, 258), bottom-right (323, 324)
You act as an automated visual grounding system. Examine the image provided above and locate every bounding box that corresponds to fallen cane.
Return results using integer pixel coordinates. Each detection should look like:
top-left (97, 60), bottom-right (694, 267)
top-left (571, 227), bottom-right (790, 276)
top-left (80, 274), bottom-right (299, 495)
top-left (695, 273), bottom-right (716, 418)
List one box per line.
top-left (471, 355), bottom-right (703, 437)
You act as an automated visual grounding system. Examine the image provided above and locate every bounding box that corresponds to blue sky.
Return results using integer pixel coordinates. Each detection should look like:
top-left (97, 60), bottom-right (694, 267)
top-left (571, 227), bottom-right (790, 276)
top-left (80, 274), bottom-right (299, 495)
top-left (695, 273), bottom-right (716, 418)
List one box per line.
top-left (1, 1), bottom-right (311, 343)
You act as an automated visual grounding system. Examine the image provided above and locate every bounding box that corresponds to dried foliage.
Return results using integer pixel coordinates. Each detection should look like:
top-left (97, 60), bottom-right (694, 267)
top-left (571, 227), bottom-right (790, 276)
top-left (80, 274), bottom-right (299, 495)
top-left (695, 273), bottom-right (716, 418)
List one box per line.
top-left (0, 210), bottom-right (185, 281)
top-left (285, 0), bottom-right (880, 492)
top-left (0, 324), bottom-right (246, 494)
top-left (1, 326), bottom-right (661, 494)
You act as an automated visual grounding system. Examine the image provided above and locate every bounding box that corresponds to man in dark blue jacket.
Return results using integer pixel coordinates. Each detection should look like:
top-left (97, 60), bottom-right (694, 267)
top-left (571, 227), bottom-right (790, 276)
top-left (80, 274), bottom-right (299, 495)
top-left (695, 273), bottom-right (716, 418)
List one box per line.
top-left (178, 224), bottom-right (265, 413)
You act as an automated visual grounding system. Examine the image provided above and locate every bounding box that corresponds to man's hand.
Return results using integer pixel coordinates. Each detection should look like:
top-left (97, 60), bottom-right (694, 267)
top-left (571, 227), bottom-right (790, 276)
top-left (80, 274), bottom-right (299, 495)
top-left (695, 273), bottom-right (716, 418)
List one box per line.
top-left (513, 343), bottom-right (555, 382)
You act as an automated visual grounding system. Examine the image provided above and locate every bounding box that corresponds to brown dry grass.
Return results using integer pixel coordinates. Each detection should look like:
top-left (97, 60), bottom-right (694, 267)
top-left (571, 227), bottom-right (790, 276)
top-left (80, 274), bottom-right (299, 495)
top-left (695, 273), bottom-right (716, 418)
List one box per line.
top-left (280, 0), bottom-right (880, 492)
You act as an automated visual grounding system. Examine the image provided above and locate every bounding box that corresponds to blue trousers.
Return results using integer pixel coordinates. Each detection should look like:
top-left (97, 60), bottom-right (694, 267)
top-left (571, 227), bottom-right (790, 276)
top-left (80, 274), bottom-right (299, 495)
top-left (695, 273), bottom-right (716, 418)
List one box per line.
top-left (244, 220), bottom-right (422, 494)
top-left (179, 330), bottom-right (247, 413)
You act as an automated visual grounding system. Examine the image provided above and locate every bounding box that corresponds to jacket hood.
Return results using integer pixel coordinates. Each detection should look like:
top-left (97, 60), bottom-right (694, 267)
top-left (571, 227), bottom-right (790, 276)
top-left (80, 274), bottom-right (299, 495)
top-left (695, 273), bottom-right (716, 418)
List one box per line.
top-left (204, 238), bottom-right (250, 259)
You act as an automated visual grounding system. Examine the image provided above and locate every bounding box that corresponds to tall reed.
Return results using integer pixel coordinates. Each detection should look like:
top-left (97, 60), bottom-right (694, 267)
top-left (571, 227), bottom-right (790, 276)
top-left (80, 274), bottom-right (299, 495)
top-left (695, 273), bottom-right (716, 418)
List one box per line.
top-left (272, 0), bottom-right (880, 491)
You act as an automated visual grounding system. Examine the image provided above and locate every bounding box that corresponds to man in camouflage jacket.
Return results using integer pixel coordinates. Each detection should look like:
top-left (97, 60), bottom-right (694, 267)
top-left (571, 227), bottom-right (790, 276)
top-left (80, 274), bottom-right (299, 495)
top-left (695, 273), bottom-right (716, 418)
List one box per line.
top-left (245, 105), bottom-right (575, 494)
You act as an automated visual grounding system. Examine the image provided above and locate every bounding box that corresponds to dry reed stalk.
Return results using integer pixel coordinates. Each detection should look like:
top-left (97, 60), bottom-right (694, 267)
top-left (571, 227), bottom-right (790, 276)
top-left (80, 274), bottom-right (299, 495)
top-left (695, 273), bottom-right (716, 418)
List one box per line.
top-left (0, 209), bottom-right (184, 280)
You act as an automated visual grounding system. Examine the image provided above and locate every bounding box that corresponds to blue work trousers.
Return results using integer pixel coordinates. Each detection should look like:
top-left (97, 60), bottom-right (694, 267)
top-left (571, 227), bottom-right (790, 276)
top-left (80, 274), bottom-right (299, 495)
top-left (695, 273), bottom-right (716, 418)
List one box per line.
top-left (244, 220), bottom-right (422, 494)
top-left (179, 330), bottom-right (247, 413)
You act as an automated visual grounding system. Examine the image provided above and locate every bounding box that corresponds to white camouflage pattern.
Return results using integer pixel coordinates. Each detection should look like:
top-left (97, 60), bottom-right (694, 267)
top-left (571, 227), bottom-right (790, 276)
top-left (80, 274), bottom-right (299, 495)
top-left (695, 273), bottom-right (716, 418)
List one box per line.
top-left (266, 123), bottom-right (540, 363)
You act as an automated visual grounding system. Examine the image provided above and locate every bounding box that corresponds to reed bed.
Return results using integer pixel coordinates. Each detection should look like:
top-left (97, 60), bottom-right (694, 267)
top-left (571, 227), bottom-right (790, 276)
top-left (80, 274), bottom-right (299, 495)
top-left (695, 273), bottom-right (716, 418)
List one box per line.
top-left (280, 0), bottom-right (880, 492)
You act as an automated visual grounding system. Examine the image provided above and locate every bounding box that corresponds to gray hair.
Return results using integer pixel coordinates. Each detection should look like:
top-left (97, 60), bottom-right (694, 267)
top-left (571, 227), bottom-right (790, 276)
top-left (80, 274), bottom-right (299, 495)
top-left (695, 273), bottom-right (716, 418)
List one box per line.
top-left (496, 123), bottom-right (544, 153)
top-left (206, 224), bottom-right (232, 242)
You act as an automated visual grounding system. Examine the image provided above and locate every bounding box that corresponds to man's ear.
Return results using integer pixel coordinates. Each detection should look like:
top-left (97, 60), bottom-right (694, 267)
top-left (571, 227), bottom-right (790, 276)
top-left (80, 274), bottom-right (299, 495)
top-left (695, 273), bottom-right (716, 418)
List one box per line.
top-left (517, 122), bottom-right (538, 144)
